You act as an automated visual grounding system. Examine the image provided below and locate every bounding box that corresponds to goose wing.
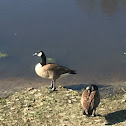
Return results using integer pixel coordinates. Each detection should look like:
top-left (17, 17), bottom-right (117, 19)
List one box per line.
top-left (89, 91), bottom-right (100, 110)
top-left (81, 90), bottom-right (91, 115)
top-left (43, 64), bottom-right (72, 74)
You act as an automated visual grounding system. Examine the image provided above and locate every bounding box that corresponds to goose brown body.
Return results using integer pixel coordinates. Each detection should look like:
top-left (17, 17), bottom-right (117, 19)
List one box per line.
top-left (81, 85), bottom-right (100, 116)
top-left (35, 63), bottom-right (75, 80)
top-left (33, 51), bottom-right (76, 90)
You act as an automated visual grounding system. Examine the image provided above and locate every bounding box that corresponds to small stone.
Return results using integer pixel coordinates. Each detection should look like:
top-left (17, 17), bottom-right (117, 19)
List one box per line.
top-left (58, 86), bottom-right (63, 88)
top-left (66, 94), bottom-right (70, 96)
top-left (68, 100), bottom-right (72, 104)
top-left (121, 99), bottom-right (126, 103)
top-left (62, 124), bottom-right (67, 126)
top-left (26, 87), bottom-right (34, 91)
top-left (35, 93), bottom-right (42, 97)
top-left (94, 119), bottom-right (101, 122)
top-left (99, 108), bottom-right (106, 111)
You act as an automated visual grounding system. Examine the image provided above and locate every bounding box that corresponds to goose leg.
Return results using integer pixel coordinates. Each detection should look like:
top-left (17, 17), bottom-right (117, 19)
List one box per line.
top-left (51, 79), bottom-right (56, 91)
top-left (48, 80), bottom-right (53, 89)
top-left (92, 109), bottom-right (96, 117)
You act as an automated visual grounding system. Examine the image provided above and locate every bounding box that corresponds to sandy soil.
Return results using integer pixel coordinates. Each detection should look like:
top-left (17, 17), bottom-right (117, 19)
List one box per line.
top-left (0, 86), bottom-right (126, 126)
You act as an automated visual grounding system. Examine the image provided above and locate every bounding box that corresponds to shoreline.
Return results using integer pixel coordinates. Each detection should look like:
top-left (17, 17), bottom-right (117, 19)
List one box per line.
top-left (0, 76), bottom-right (126, 98)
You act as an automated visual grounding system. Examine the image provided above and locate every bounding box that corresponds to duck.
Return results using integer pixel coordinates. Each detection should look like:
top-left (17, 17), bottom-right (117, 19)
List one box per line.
top-left (81, 84), bottom-right (100, 116)
top-left (33, 51), bottom-right (76, 91)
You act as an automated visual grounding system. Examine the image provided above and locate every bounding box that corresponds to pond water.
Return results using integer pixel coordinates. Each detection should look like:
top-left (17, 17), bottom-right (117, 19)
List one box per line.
top-left (0, 0), bottom-right (126, 87)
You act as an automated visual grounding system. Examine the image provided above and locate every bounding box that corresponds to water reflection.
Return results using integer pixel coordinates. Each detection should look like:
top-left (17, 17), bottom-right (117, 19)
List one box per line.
top-left (0, 0), bottom-right (126, 84)
top-left (101, 0), bottom-right (118, 16)
top-left (77, 0), bottom-right (126, 16)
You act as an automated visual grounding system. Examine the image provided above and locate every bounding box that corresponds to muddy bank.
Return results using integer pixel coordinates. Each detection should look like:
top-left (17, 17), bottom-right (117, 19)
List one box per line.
top-left (0, 86), bottom-right (126, 126)
top-left (0, 76), bottom-right (126, 98)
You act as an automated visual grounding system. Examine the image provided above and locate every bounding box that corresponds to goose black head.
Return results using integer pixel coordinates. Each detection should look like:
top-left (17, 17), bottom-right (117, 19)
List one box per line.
top-left (86, 85), bottom-right (98, 92)
top-left (91, 85), bottom-right (98, 91)
top-left (33, 51), bottom-right (44, 57)
top-left (33, 51), bottom-right (46, 66)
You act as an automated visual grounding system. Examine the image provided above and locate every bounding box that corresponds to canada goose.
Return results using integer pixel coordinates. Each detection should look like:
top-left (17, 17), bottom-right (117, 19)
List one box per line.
top-left (81, 85), bottom-right (100, 117)
top-left (33, 51), bottom-right (76, 91)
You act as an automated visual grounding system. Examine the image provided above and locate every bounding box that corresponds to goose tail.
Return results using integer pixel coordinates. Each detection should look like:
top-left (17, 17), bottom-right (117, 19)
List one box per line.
top-left (69, 70), bottom-right (76, 74)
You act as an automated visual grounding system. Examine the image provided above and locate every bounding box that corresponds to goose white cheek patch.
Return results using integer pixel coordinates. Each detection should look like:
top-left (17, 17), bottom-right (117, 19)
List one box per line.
top-left (86, 86), bottom-right (90, 90)
top-left (37, 52), bottom-right (42, 57)
top-left (91, 86), bottom-right (94, 91)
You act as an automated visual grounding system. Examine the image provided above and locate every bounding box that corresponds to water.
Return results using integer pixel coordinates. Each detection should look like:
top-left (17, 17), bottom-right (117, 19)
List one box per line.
top-left (0, 0), bottom-right (126, 86)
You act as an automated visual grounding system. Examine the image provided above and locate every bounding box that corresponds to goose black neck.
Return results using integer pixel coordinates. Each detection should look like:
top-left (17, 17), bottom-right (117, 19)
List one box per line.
top-left (40, 53), bottom-right (46, 66)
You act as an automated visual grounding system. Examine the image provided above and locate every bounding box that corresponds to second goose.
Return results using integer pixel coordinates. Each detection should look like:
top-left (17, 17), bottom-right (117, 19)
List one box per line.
top-left (81, 85), bottom-right (100, 117)
top-left (33, 51), bottom-right (76, 91)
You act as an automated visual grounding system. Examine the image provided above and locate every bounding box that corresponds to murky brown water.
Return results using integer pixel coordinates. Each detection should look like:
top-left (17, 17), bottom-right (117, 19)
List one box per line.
top-left (0, 0), bottom-right (126, 96)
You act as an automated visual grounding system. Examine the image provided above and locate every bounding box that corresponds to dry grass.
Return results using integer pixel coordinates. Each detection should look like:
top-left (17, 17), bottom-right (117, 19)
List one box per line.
top-left (0, 86), bottom-right (126, 126)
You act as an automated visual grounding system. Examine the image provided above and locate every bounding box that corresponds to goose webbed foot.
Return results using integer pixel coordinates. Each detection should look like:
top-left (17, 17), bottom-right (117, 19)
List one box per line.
top-left (47, 80), bottom-right (56, 91)
top-left (48, 85), bottom-right (53, 89)
top-left (48, 81), bottom-right (53, 89)
top-left (50, 80), bottom-right (56, 91)
top-left (51, 87), bottom-right (56, 91)
top-left (83, 110), bottom-right (89, 117)
top-left (92, 113), bottom-right (96, 117)
top-left (83, 110), bottom-right (86, 115)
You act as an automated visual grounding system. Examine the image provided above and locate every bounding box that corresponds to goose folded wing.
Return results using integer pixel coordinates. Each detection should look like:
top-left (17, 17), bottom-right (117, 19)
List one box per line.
top-left (81, 90), bottom-right (91, 114)
top-left (45, 64), bottom-right (72, 74)
top-left (89, 91), bottom-right (100, 109)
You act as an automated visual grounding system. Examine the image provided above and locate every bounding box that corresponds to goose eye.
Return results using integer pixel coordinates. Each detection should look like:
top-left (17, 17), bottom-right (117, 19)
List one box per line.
top-left (33, 53), bottom-right (37, 56)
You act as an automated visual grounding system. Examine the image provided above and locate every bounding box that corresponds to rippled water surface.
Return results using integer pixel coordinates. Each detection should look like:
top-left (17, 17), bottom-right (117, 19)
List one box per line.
top-left (0, 0), bottom-right (126, 84)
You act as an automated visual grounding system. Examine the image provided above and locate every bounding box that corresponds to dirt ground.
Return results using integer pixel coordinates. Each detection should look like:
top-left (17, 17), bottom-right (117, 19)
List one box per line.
top-left (0, 86), bottom-right (126, 126)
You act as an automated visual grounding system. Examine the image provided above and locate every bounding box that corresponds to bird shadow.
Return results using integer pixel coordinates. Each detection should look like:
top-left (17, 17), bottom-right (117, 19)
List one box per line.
top-left (64, 84), bottom-right (110, 91)
top-left (105, 109), bottom-right (126, 125)
top-left (64, 84), bottom-right (113, 97)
